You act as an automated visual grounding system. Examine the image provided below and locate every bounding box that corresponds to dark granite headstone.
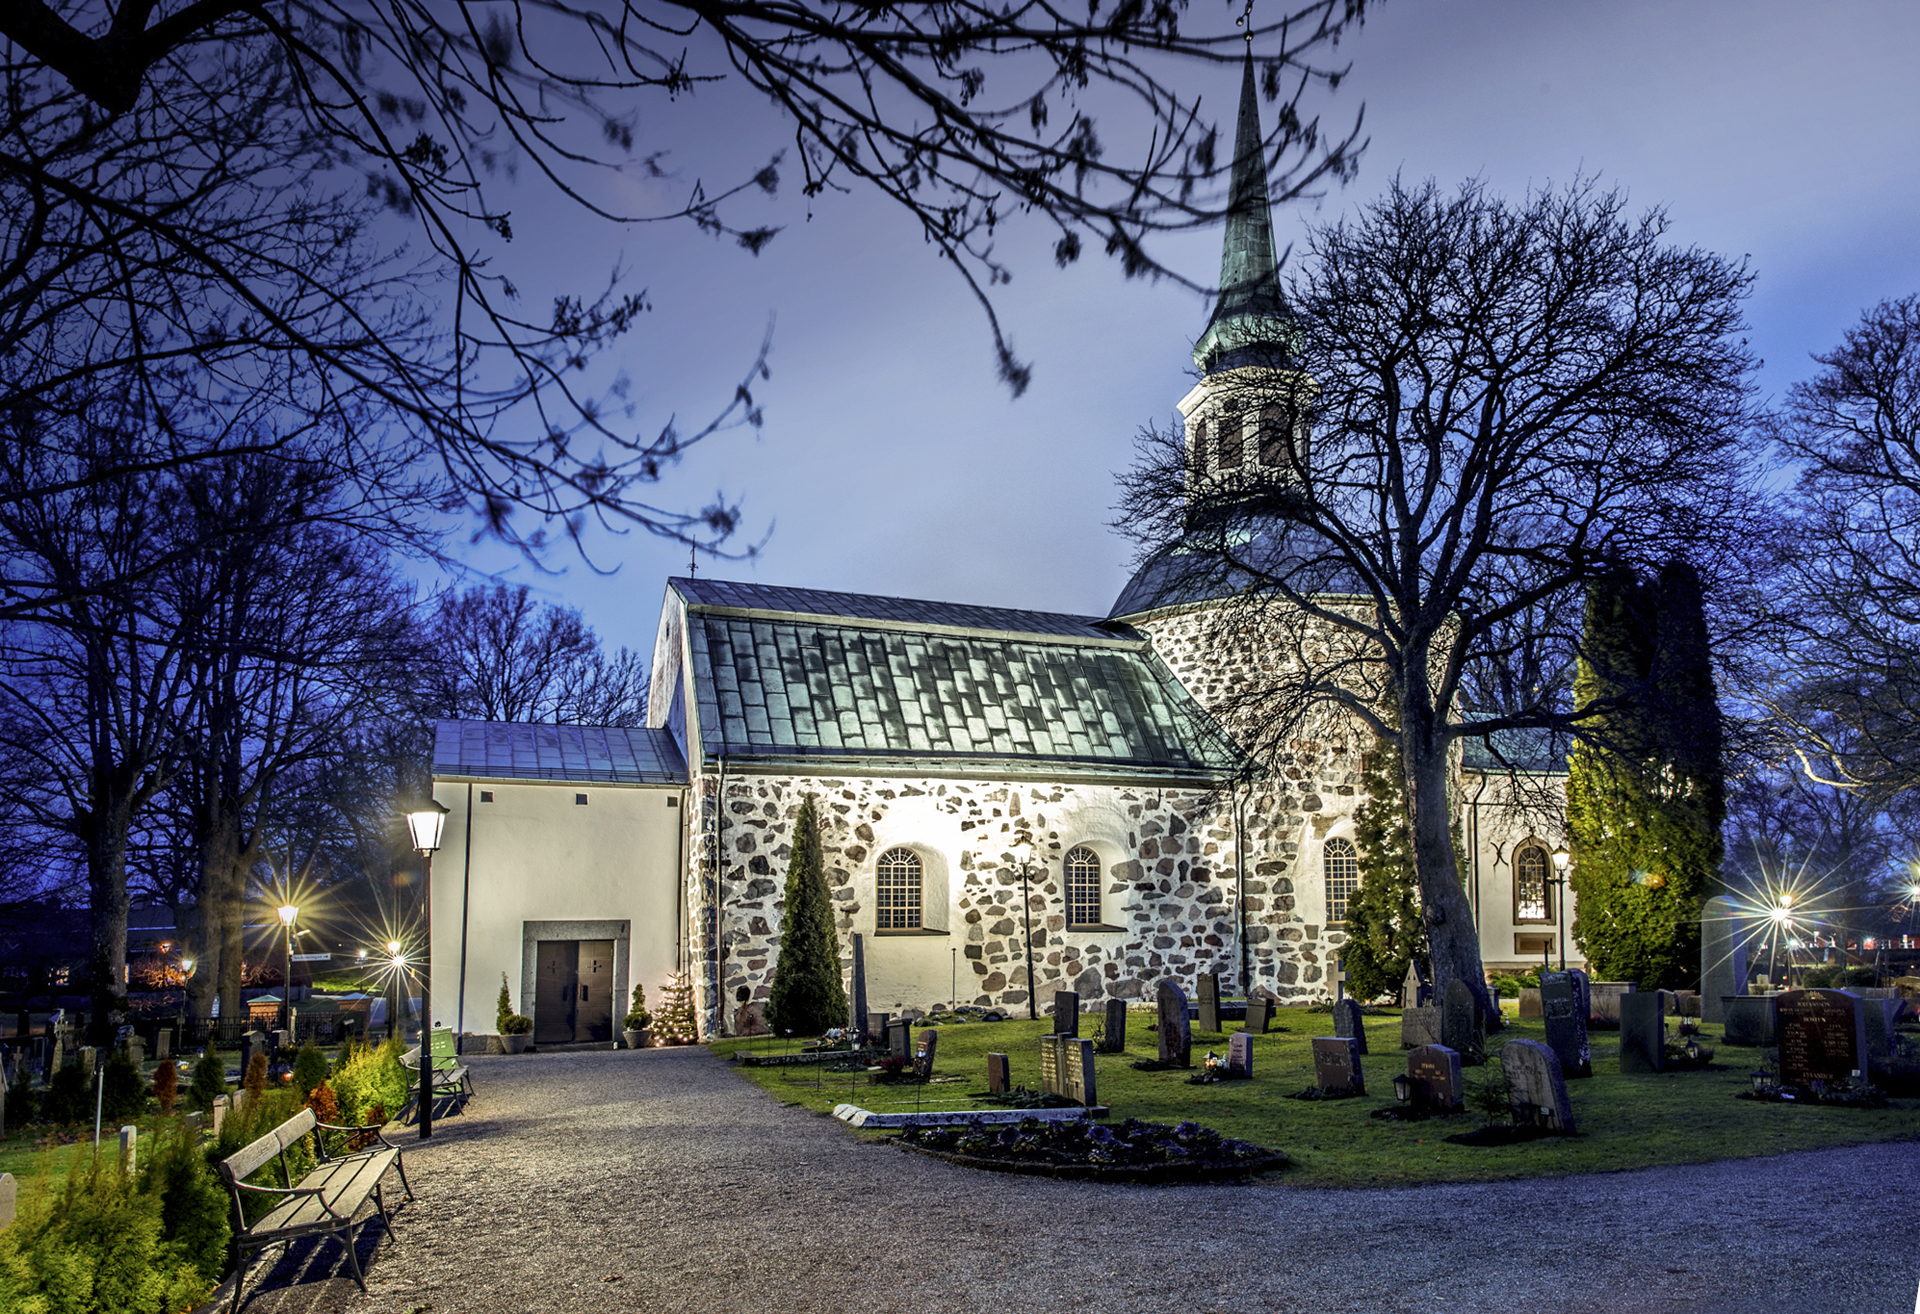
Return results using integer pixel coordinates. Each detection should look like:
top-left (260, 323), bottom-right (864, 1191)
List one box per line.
top-left (1052, 991), bottom-right (1080, 1038)
top-left (154, 1028), bottom-right (171, 1061)
top-left (1228, 1031), bottom-right (1253, 1079)
top-left (1313, 1035), bottom-right (1363, 1095)
top-left (888, 1020), bottom-right (911, 1062)
top-left (1405, 1043), bottom-right (1462, 1110)
top-left (1400, 1006), bottom-right (1441, 1049)
top-left (1441, 979), bottom-right (1481, 1064)
top-left (1720, 995), bottom-right (1777, 1047)
top-left (911, 1029), bottom-right (938, 1081)
top-left (1156, 979), bottom-right (1192, 1068)
top-left (849, 933), bottom-right (869, 1040)
top-left (1244, 997), bottom-right (1272, 1035)
top-left (1589, 981), bottom-right (1636, 1027)
top-left (1859, 996), bottom-right (1898, 1060)
top-left (1196, 973), bottom-right (1221, 1033)
top-left (869, 1011), bottom-right (891, 1045)
top-left (1619, 992), bottom-right (1667, 1074)
top-left (1700, 894), bottom-right (1746, 1025)
top-left (1673, 990), bottom-right (1700, 1019)
top-left (1517, 988), bottom-right (1543, 1019)
top-left (1501, 1038), bottom-right (1575, 1133)
top-left (1103, 999), bottom-right (1128, 1053)
top-left (1332, 998), bottom-right (1368, 1055)
top-left (1539, 970), bottom-right (1592, 1079)
top-left (1776, 989), bottom-right (1867, 1088)
top-left (986, 1052), bottom-right (1010, 1094)
top-left (1568, 969), bottom-right (1592, 1029)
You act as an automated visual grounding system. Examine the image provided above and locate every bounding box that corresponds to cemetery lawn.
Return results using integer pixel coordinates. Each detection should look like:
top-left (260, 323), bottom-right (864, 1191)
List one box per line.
top-left (711, 1012), bottom-right (1920, 1189)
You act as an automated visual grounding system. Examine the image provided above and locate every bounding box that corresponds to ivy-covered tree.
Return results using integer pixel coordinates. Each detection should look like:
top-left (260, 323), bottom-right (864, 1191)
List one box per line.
top-left (764, 795), bottom-right (847, 1037)
top-left (1567, 563), bottom-right (1725, 989)
top-left (1342, 736), bottom-right (1427, 1001)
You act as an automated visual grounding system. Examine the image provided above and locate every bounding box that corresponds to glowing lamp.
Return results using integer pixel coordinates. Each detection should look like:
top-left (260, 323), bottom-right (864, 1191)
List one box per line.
top-left (278, 904), bottom-right (298, 926)
top-left (1550, 847), bottom-right (1569, 874)
top-left (406, 798), bottom-right (450, 855)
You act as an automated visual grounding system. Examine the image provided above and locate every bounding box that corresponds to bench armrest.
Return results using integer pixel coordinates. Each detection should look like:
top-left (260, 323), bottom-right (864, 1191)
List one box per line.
top-left (315, 1120), bottom-right (402, 1153)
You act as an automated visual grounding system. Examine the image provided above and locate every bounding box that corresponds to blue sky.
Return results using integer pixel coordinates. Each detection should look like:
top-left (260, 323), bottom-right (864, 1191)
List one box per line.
top-left (444, 0), bottom-right (1920, 662)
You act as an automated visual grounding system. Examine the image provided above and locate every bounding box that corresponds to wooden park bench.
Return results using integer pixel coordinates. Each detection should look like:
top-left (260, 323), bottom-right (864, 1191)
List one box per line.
top-left (216, 1106), bottom-right (412, 1313)
top-left (400, 1026), bottom-right (474, 1123)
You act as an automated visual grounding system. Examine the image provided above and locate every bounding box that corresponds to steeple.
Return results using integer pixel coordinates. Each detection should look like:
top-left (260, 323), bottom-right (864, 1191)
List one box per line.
top-left (1192, 53), bottom-right (1298, 373)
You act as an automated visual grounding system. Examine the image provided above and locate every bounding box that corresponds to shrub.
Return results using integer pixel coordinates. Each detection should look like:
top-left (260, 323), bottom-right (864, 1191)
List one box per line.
top-left (151, 1058), bottom-right (179, 1115)
top-left (624, 982), bottom-right (652, 1031)
top-left (501, 1012), bottom-right (533, 1035)
top-left (497, 973), bottom-right (515, 1033)
top-left (41, 1063), bottom-right (92, 1125)
top-left (290, 1043), bottom-right (330, 1098)
top-left (187, 1050), bottom-right (228, 1113)
top-left (138, 1119), bottom-right (230, 1286)
top-left (328, 1039), bottom-right (411, 1128)
top-left (210, 1089), bottom-right (315, 1224)
top-left (1802, 965), bottom-right (1839, 988)
top-left (101, 1051), bottom-right (148, 1123)
top-left (306, 1079), bottom-right (341, 1126)
top-left (764, 794), bottom-right (847, 1037)
top-left (0, 1152), bottom-right (212, 1313)
top-left (242, 1053), bottom-right (268, 1104)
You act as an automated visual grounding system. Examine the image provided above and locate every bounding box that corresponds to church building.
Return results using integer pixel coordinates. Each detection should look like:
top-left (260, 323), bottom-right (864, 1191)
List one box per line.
top-left (426, 57), bottom-right (1579, 1045)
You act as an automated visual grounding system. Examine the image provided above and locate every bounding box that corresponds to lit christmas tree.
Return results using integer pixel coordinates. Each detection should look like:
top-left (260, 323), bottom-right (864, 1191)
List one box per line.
top-left (654, 971), bottom-right (700, 1045)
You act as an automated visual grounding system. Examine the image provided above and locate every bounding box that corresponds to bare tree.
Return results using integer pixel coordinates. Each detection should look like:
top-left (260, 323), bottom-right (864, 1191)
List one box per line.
top-left (1118, 177), bottom-right (1757, 1022)
top-left (430, 583), bottom-right (648, 725)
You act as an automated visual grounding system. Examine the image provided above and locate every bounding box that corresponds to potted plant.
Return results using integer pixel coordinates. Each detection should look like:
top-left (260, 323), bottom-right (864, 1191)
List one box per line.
top-left (622, 982), bottom-right (652, 1050)
top-left (498, 973), bottom-right (534, 1053)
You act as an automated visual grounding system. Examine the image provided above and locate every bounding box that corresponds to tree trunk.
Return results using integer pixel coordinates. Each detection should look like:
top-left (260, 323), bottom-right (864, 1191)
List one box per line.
top-left (83, 801), bottom-right (132, 1044)
top-left (184, 900), bottom-right (218, 1027)
top-left (1401, 705), bottom-right (1497, 1027)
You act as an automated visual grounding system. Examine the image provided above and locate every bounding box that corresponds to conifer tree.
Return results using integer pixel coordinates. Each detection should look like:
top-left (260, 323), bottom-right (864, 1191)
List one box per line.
top-left (1567, 563), bottom-right (1723, 988)
top-left (765, 795), bottom-right (848, 1037)
top-left (1342, 736), bottom-right (1428, 1000)
top-left (653, 973), bottom-right (700, 1045)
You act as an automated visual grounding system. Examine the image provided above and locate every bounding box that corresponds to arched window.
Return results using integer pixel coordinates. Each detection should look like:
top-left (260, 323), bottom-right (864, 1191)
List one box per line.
top-left (876, 847), bottom-right (923, 930)
top-left (1065, 846), bottom-right (1103, 927)
top-left (1217, 405), bottom-right (1244, 469)
top-left (1515, 844), bottom-right (1551, 922)
top-left (1324, 836), bottom-right (1359, 926)
top-left (1188, 419), bottom-right (1210, 482)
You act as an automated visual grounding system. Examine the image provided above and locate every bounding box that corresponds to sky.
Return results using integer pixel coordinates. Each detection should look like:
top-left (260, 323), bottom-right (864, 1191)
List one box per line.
top-left (445, 0), bottom-right (1920, 665)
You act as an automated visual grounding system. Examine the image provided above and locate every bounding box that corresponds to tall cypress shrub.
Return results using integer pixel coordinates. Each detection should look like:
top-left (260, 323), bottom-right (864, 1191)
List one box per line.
top-left (764, 795), bottom-right (847, 1036)
top-left (1343, 735), bottom-right (1427, 1000)
top-left (1567, 563), bottom-right (1722, 988)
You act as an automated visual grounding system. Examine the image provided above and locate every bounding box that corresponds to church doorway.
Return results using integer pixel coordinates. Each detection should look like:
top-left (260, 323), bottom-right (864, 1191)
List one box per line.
top-left (533, 939), bottom-right (615, 1044)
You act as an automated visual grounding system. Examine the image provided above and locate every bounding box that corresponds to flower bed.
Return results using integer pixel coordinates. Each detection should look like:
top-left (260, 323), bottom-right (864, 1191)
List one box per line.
top-left (891, 1116), bottom-right (1287, 1183)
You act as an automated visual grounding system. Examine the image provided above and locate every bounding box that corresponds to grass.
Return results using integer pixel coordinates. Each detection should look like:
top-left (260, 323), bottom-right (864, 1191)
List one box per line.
top-left (712, 1010), bottom-right (1920, 1189)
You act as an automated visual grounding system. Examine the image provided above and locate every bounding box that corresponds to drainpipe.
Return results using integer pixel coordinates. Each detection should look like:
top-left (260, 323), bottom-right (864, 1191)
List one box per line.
top-left (455, 782), bottom-right (474, 1055)
top-left (713, 756), bottom-right (729, 1038)
top-left (1021, 860), bottom-right (1037, 1020)
top-left (1468, 772), bottom-right (1489, 964)
top-left (1234, 778), bottom-right (1250, 994)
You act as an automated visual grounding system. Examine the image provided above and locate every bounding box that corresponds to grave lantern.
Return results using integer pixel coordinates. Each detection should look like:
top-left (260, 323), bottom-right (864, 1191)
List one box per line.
top-left (1392, 1073), bottom-right (1411, 1103)
top-left (1750, 1069), bottom-right (1770, 1095)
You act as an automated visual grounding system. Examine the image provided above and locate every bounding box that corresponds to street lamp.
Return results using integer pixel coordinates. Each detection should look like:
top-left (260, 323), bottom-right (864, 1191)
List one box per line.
top-left (277, 904), bottom-right (299, 1035)
top-left (405, 798), bottom-right (448, 1141)
top-left (386, 942), bottom-right (405, 1045)
top-left (1550, 846), bottom-right (1571, 972)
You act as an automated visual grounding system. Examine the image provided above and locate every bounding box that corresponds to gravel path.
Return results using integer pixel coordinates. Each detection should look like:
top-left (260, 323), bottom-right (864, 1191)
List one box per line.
top-left (232, 1046), bottom-right (1920, 1314)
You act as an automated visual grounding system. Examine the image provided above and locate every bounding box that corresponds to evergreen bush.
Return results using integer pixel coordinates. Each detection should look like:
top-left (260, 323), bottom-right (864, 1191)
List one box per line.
top-left (187, 1050), bottom-right (228, 1113)
top-left (328, 1039), bottom-right (410, 1127)
top-left (623, 982), bottom-right (651, 1031)
top-left (41, 1063), bottom-right (91, 1124)
top-left (1343, 735), bottom-right (1428, 1001)
top-left (653, 973), bottom-right (699, 1045)
top-left (138, 1120), bottom-right (230, 1286)
top-left (497, 973), bottom-right (514, 1033)
top-left (101, 1051), bottom-right (148, 1122)
top-left (290, 1043), bottom-right (330, 1098)
top-left (151, 1057), bottom-right (180, 1115)
top-left (765, 795), bottom-right (848, 1037)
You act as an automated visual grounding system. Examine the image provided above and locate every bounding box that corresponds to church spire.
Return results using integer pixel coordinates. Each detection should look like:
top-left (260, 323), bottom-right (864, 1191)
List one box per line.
top-left (1192, 52), bottom-right (1297, 374)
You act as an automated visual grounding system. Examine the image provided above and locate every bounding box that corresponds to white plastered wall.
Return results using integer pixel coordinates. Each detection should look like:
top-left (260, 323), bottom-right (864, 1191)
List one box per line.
top-left (429, 777), bottom-right (685, 1040)
top-left (1460, 770), bottom-right (1584, 974)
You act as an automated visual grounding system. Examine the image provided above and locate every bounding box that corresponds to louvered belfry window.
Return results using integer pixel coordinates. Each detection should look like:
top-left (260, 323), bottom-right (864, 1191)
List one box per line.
top-left (876, 847), bottom-right (923, 929)
top-left (1217, 405), bottom-right (1244, 468)
top-left (1065, 846), bottom-right (1102, 927)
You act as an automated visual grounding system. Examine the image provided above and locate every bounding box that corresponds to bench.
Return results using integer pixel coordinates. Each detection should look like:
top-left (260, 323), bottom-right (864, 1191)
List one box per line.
top-left (216, 1106), bottom-right (412, 1313)
top-left (400, 1026), bottom-right (474, 1122)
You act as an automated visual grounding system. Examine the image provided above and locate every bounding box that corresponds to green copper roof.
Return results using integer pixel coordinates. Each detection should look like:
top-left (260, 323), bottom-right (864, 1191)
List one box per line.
top-left (1192, 54), bottom-right (1300, 373)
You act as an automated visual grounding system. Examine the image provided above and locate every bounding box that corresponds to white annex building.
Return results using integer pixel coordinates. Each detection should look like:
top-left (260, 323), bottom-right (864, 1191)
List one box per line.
top-left (426, 59), bottom-right (1582, 1046)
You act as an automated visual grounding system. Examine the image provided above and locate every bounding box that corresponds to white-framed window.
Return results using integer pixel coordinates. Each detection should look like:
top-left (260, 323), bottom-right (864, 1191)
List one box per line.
top-left (1065, 846), bottom-right (1102, 927)
top-left (1324, 836), bottom-right (1359, 927)
top-left (876, 847), bottom-right (923, 930)
top-left (1515, 844), bottom-right (1551, 923)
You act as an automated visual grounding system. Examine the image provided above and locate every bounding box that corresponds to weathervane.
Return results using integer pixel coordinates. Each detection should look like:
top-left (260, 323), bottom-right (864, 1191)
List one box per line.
top-left (1236, 0), bottom-right (1254, 43)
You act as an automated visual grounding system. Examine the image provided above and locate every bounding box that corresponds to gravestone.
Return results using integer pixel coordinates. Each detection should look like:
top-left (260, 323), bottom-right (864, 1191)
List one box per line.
top-left (1405, 1043), bottom-right (1462, 1111)
top-left (1196, 973), bottom-right (1221, 1033)
top-left (1156, 979), bottom-right (1192, 1068)
top-left (849, 933), bottom-right (868, 1041)
top-left (869, 1011), bottom-right (891, 1045)
top-left (888, 1020), bottom-right (912, 1062)
top-left (1518, 988), bottom-right (1543, 1019)
top-left (1312, 1035), bottom-right (1364, 1095)
top-left (1052, 991), bottom-right (1080, 1038)
top-left (1441, 980), bottom-right (1481, 1064)
top-left (1244, 997), bottom-right (1272, 1035)
top-left (1332, 998), bottom-right (1368, 1054)
top-left (1400, 1006), bottom-right (1441, 1049)
top-left (210, 1094), bottom-right (230, 1138)
top-left (125, 1037), bottom-right (145, 1068)
top-left (79, 1046), bottom-right (96, 1077)
top-left (119, 1125), bottom-right (136, 1175)
top-left (1619, 992), bottom-right (1668, 1074)
top-left (911, 1030), bottom-right (938, 1081)
top-left (1589, 982), bottom-right (1636, 1027)
top-left (1539, 970), bottom-right (1592, 1079)
top-left (1501, 1038), bottom-right (1576, 1133)
top-left (1102, 999), bottom-right (1128, 1053)
top-left (1776, 989), bottom-right (1867, 1088)
top-left (1700, 894), bottom-right (1747, 1025)
top-left (1568, 969), bottom-right (1592, 1029)
top-left (1228, 1030), bottom-right (1254, 1079)
top-left (154, 1028), bottom-right (171, 1061)
top-left (240, 1031), bottom-right (267, 1077)
top-left (1673, 991), bottom-right (1700, 1019)
top-left (1721, 996), bottom-right (1777, 1047)
top-left (1859, 996), bottom-right (1898, 1060)
top-left (1402, 959), bottom-right (1432, 1009)
top-left (986, 1052), bottom-right (1010, 1094)
top-left (0, 1172), bottom-right (12, 1228)
top-left (1039, 1035), bottom-right (1098, 1106)
top-left (43, 1036), bottom-right (62, 1081)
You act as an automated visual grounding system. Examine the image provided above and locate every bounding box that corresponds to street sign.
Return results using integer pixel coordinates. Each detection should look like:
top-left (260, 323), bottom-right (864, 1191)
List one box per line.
top-left (290, 953), bottom-right (333, 963)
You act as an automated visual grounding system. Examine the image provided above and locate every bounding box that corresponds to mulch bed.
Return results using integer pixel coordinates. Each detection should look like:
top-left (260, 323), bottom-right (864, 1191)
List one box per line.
top-left (1443, 1124), bottom-right (1576, 1148)
top-left (891, 1116), bottom-right (1287, 1184)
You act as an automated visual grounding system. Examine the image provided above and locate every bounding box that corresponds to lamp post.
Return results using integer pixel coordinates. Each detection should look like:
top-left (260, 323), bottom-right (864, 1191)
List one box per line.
top-left (277, 904), bottom-right (299, 1036)
top-left (1907, 881), bottom-right (1920, 958)
top-left (1549, 846), bottom-right (1571, 972)
top-left (405, 798), bottom-right (448, 1140)
top-left (386, 941), bottom-right (404, 1045)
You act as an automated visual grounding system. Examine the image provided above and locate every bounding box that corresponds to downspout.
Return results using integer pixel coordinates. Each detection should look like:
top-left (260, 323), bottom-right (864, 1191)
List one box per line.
top-left (1234, 778), bottom-right (1250, 993)
top-left (1021, 860), bottom-right (1037, 1020)
top-left (713, 755), bottom-right (729, 1037)
top-left (675, 784), bottom-right (688, 973)
top-left (1468, 772), bottom-right (1489, 961)
top-left (455, 781), bottom-right (474, 1055)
